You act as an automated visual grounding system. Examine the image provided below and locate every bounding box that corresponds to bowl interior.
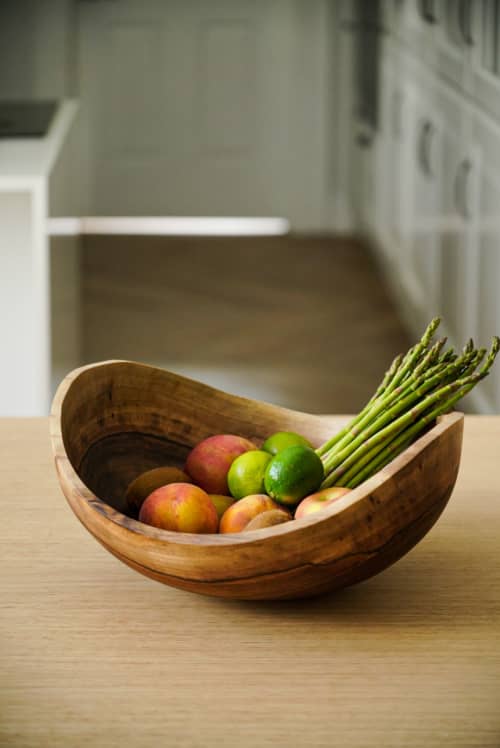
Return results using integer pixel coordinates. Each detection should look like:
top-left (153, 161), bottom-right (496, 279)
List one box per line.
top-left (60, 361), bottom-right (344, 518)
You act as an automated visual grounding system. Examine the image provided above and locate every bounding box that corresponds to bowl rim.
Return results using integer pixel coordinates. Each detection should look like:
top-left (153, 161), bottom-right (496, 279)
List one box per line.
top-left (50, 359), bottom-right (464, 547)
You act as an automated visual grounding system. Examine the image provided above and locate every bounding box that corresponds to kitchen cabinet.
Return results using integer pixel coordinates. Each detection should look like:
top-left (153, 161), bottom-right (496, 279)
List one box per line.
top-left (433, 80), bottom-right (477, 346)
top-left (387, 0), bottom-right (472, 89)
top-left (376, 40), bottom-right (412, 268)
top-left (471, 110), bottom-right (500, 410)
top-left (404, 75), bottom-right (443, 320)
top-left (469, 0), bottom-right (500, 122)
top-left (363, 1), bottom-right (500, 412)
top-left (434, 0), bottom-right (475, 89)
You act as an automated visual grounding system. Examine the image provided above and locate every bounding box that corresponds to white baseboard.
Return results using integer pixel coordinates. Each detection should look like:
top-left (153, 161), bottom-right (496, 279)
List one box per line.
top-left (47, 216), bottom-right (291, 237)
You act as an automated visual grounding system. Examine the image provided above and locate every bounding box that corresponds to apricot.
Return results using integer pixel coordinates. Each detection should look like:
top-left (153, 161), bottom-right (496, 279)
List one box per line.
top-left (244, 508), bottom-right (292, 531)
top-left (138, 482), bottom-right (218, 533)
top-left (125, 466), bottom-right (191, 514)
top-left (219, 494), bottom-right (282, 534)
top-left (208, 494), bottom-right (235, 520)
top-left (185, 434), bottom-right (256, 494)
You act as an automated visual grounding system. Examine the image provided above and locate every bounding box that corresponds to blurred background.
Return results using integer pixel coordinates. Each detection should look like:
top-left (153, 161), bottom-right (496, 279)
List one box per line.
top-left (0, 0), bottom-right (499, 416)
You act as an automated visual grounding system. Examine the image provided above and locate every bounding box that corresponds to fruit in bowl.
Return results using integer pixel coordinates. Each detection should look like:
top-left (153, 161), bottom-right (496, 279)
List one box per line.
top-left (185, 434), bottom-right (256, 494)
top-left (262, 430), bottom-right (313, 456)
top-left (208, 494), bottom-right (235, 520)
top-left (244, 508), bottom-right (292, 531)
top-left (227, 450), bottom-right (272, 499)
top-left (294, 487), bottom-right (352, 519)
top-left (219, 494), bottom-right (287, 534)
top-left (139, 483), bottom-right (218, 534)
top-left (125, 466), bottom-right (191, 514)
top-left (264, 445), bottom-right (324, 506)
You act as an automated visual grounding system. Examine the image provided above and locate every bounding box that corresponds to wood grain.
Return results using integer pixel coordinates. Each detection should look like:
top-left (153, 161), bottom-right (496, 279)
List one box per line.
top-left (50, 360), bottom-right (463, 600)
top-left (81, 235), bottom-right (412, 414)
top-left (1, 417), bottom-right (500, 747)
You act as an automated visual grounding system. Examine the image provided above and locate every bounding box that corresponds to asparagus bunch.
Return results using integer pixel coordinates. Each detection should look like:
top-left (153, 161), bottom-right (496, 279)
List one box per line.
top-left (316, 318), bottom-right (499, 490)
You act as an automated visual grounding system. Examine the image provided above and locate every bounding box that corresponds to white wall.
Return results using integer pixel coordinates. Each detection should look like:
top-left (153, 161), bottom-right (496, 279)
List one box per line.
top-left (76, 0), bottom-right (343, 231)
top-left (0, 0), bottom-right (353, 232)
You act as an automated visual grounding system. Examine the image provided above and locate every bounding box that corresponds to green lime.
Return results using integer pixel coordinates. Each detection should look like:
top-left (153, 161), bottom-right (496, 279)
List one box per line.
top-left (264, 445), bottom-right (324, 507)
top-left (227, 450), bottom-right (272, 500)
top-left (262, 430), bottom-right (313, 456)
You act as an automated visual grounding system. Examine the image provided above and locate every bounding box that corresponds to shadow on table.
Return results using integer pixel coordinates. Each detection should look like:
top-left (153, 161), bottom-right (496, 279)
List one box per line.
top-left (221, 542), bottom-right (494, 628)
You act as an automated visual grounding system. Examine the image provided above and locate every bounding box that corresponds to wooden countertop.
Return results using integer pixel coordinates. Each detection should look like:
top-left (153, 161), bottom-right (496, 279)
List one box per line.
top-left (1, 417), bottom-right (499, 748)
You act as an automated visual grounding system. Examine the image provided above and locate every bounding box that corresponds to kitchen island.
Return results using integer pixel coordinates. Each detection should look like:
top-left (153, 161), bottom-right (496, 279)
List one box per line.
top-left (0, 100), bottom-right (80, 416)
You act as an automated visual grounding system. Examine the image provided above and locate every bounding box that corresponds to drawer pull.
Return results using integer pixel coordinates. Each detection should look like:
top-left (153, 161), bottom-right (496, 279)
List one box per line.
top-left (418, 120), bottom-right (436, 177)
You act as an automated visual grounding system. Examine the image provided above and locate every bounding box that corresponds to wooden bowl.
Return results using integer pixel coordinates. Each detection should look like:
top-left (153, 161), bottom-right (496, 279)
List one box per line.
top-left (50, 361), bottom-right (464, 600)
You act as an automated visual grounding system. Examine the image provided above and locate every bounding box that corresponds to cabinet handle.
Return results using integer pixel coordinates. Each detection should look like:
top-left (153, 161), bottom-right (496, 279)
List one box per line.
top-left (458, 0), bottom-right (474, 45)
top-left (418, 121), bottom-right (435, 177)
top-left (454, 159), bottom-right (473, 219)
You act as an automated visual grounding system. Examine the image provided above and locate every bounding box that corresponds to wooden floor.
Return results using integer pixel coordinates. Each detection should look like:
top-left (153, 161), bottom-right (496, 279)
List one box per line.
top-left (82, 235), bottom-right (412, 414)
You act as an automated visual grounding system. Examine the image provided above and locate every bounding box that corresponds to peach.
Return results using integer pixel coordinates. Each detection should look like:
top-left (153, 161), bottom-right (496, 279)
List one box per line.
top-left (185, 434), bottom-right (256, 494)
top-left (125, 466), bottom-right (191, 514)
top-left (138, 482), bottom-right (218, 533)
top-left (219, 494), bottom-right (284, 534)
top-left (208, 494), bottom-right (236, 520)
top-left (294, 486), bottom-right (352, 520)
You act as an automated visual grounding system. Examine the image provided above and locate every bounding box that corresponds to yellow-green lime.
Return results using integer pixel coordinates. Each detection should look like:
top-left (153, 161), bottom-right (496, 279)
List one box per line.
top-left (264, 445), bottom-right (324, 506)
top-left (227, 450), bottom-right (272, 500)
top-left (262, 430), bottom-right (313, 456)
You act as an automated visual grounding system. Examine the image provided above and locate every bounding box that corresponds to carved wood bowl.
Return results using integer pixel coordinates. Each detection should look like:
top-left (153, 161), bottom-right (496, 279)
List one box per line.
top-left (50, 361), bottom-right (464, 600)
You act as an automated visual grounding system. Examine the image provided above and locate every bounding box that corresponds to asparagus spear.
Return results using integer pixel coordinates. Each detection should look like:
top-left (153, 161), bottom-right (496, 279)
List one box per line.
top-left (316, 319), bottom-right (441, 459)
top-left (383, 317), bottom-right (441, 395)
top-left (327, 336), bottom-right (499, 490)
top-left (322, 351), bottom-right (478, 477)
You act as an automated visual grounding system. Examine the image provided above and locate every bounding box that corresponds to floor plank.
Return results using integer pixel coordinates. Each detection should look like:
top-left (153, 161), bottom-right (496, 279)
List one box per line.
top-left (82, 235), bottom-right (412, 413)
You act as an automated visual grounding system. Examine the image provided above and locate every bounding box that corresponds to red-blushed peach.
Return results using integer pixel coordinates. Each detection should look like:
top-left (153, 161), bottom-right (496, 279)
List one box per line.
top-left (138, 482), bottom-right (218, 533)
top-left (244, 508), bottom-right (292, 531)
top-left (125, 466), bottom-right (192, 514)
top-left (208, 494), bottom-right (235, 520)
top-left (185, 434), bottom-right (256, 494)
top-left (219, 494), bottom-right (284, 534)
top-left (294, 486), bottom-right (352, 519)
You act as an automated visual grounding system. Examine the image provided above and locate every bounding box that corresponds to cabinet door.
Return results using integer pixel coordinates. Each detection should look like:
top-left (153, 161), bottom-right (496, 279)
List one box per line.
top-left (400, 73), bottom-right (445, 324)
top-left (471, 112), bottom-right (500, 410)
top-left (436, 83), bottom-right (477, 346)
top-left (376, 40), bottom-right (415, 273)
top-left (468, 0), bottom-right (500, 122)
top-left (391, 1), bottom-right (472, 88)
top-left (433, 0), bottom-right (475, 88)
top-left (392, 0), bottom-right (439, 60)
top-left (407, 83), bottom-right (442, 316)
top-left (377, 41), bottom-right (400, 259)
top-left (437, 164), bottom-right (478, 344)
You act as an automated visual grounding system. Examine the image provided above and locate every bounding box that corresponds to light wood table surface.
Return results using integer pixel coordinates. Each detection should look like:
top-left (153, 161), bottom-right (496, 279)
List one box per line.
top-left (1, 417), bottom-right (499, 748)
